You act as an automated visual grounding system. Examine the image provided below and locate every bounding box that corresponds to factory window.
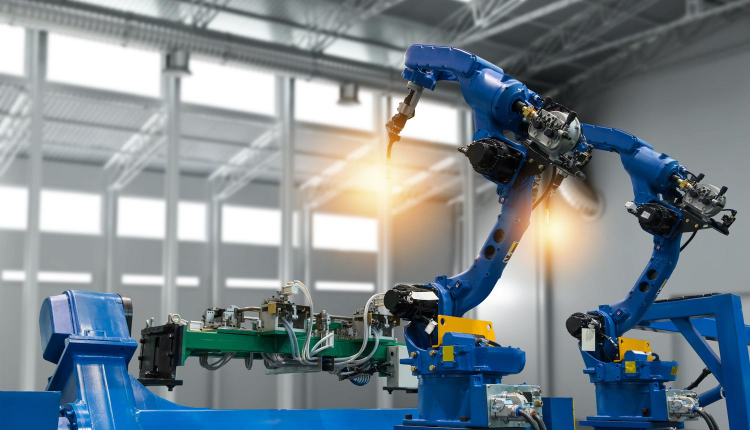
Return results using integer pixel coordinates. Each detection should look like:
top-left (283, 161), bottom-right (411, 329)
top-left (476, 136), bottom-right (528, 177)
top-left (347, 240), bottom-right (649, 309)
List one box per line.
top-left (390, 98), bottom-right (458, 145)
top-left (0, 24), bottom-right (24, 76)
top-left (295, 80), bottom-right (374, 131)
top-left (312, 213), bottom-right (377, 252)
top-left (0, 185), bottom-right (28, 230)
top-left (41, 190), bottom-right (101, 235)
top-left (1, 270), bottom-right (92, 284)
top-left (226, 278), bottom-right (280, 289)
top-left (178, 201), bottom-right (208, 242)
top-left (222, 205), bottom-right (280, 246)
top-left (48, 34), bottom-right (160, 97)
top-left (117, 197), bottom-right (207, 242)
top-left (315, 281), bottom-right (375, 292)
top-left (182, 60), bottom-right (276, 115)
top-left (121, 274), bottom-right (200, 287)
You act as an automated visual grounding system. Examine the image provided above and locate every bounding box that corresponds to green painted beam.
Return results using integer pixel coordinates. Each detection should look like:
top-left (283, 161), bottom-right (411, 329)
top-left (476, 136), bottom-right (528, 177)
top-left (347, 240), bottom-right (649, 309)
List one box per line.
top-left (180, 327), bottom-right (401, 366)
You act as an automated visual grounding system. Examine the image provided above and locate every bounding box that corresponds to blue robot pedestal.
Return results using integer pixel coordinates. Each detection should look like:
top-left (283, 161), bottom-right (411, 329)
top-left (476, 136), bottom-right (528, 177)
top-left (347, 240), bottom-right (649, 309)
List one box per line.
top-left (579, 350), bottom-right (695, 429)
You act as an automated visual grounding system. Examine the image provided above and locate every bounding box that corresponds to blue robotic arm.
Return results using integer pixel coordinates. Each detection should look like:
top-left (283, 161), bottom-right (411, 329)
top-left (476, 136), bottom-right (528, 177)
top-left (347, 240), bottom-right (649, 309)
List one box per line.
top-left (566, 124), bottom-right (737, 360)
top-left (381, 43), bottom-right (593, 430)
top-left (383, 45), bottom-right (592, 349)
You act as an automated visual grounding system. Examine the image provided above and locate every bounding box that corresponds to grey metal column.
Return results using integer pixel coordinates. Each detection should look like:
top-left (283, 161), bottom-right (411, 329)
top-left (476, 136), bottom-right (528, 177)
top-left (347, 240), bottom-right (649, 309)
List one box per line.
top-left (20, 29), bottom-right (47, 391)
top-left (376, 94), bottom-right (393, 409)
top-left (276, 75), bottom-right (295, 410)
top-left (536, 208), bottom-right (553, 393)
top-left (161, 51), bottom-right (188, 401)
top-left (460, 109), bottom-right (477, 319)
top-left (104, 188), bottom-right (117, 293)
top-left (209, 189), bottom-right (221, 408)
top-left (302, 203), bottom-right (312, 286)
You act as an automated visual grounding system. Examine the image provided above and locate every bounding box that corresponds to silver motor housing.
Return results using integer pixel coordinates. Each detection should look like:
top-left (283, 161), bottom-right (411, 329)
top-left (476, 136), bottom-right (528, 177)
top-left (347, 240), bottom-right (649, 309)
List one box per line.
top-left (527, 110), bottom-right (581, 159)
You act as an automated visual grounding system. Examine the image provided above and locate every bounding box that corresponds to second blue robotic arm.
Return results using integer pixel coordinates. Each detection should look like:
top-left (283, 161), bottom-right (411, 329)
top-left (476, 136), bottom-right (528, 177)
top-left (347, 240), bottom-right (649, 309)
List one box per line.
top-left (566, 124), bottom-right (737, 360)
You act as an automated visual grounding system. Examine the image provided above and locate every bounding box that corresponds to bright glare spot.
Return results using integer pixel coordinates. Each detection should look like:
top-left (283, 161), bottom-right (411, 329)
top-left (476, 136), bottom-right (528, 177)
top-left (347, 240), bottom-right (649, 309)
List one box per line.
top-left (0, 24), bottom-right (24, 76)
top-left (315, 281), bottom-right (375, 292)
top-left (182, 60), bottom-right (276, 115)
top-left (41, 190), bottom-right (101, 235)
top-left (313, 213), bottom-right (377, 252)
top-left (48, 34), bottom-right (160, 97)
top-left (544, 210), bottom-right (571, 247)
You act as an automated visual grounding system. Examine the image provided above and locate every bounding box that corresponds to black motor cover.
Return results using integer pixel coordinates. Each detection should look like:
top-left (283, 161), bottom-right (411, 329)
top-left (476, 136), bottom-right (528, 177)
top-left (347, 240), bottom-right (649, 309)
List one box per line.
top-left (462, 138), bottom-right (523, 184)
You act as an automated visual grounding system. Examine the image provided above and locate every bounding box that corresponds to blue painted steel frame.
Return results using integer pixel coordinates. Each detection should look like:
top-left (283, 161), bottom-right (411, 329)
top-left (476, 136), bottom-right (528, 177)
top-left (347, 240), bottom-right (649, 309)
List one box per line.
top-left (640, 294), bottom-right (750, 420)
top-left (10, 290), bottom-right (421, 430)
top-left (581, 294), bottom-right (750, 429)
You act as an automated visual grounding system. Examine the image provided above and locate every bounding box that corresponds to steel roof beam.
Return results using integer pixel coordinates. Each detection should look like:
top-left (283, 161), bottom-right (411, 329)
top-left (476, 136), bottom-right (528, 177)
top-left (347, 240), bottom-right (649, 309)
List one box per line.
top-left (0, 92), bottom-right (30, 177)
top-left (0, 0), bottom-right (462, 103)
top-left (523, 0), bottom-right (737, 74)
top-left (436, 0), bottom-right (531, 47)
top-left (457, 0), bottom-right (587, 48)
top-left (497, 0), bottom-right (660, 77)
top-left (552, 0), bottom-right (750, 101)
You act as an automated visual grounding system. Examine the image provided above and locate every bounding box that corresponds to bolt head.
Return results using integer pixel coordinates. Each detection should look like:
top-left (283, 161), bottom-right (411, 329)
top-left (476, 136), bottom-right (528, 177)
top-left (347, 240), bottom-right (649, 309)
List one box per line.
top-left (429, 365), bottom-right (436, 372)
top-left (410, 352), bottom-right (417, 358)
top-left (429, 350), bottom-right (436, 357)
top-left (538, 164), bottom-right (544, 170)
top-left (411, 366), bottom-right (417, 372)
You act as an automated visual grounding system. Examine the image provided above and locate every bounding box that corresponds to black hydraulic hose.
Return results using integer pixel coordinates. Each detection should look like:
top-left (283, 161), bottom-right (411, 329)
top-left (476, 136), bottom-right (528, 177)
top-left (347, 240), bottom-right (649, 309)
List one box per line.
top-left (517, 410), bottom-right (540, 430)
top-left (705, 409), bottom-right (720, 430)
top-left (686, 367), bottom-right (712, 390)
top-left (532, 412), bottom-right (548, 430)
top-left (680, 230), bottom-right (698, 251)
top-left (696, 407), bottom-right (717, 430)
top-left (532, 167), bottom-right (560, 210)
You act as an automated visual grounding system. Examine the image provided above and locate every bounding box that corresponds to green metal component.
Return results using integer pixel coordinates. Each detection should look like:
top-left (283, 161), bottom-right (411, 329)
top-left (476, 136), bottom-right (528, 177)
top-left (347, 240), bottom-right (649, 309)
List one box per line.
top-left (179, 327), bottom-right (401, 366)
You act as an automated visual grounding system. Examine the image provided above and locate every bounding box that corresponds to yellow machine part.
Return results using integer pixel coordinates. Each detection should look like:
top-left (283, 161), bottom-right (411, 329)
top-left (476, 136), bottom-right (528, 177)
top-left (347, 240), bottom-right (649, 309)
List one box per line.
top-left (434, 315), bottom-right (495, 347)
top-left (616, 337), bottom-right (653, 362)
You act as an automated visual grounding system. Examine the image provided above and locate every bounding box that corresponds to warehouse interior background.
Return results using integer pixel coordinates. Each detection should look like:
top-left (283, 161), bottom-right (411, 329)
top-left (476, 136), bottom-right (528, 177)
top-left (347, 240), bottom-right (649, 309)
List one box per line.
top-left (0, 0), bottom-right (748, 428)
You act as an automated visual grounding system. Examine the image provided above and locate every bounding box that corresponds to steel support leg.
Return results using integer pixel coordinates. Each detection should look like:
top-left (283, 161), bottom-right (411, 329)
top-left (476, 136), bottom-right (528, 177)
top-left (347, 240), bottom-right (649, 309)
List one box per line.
top-left (20, 29), bottom-right (46, 391)
top-left (714, 294), bottom-right (750, 428)
top-left (276, 75), bottom-right (295, 410)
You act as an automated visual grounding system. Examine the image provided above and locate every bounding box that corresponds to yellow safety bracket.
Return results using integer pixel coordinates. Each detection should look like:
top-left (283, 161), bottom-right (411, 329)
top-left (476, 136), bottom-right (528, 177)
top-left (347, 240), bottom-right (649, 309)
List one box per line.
top-left (616, 337), bottom-right (653, 363)
top-left (433, 315), bottom-right (495, 347)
